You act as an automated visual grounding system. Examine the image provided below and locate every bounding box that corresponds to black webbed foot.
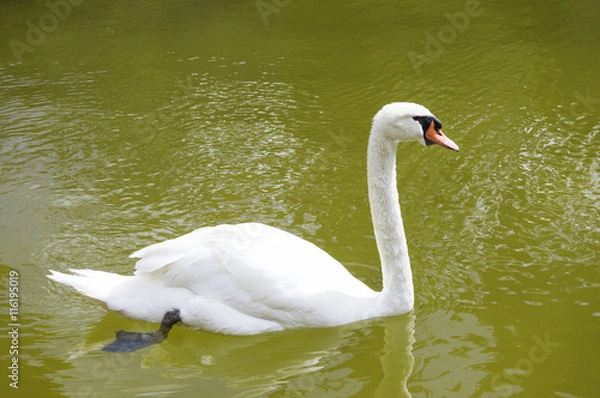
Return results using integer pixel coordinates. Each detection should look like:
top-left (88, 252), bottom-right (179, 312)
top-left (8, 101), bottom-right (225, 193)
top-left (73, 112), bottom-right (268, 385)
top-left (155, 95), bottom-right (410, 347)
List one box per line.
top-left (103, 309), bottom-right (181, 352)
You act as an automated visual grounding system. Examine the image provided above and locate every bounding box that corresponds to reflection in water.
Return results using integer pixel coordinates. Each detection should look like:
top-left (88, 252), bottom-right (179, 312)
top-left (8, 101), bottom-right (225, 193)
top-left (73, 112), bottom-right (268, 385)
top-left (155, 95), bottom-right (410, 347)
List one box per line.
top-left (374, 315), bottom-right (415, 398)
top-left (48, 312), bottom-right (416, 397)
top-left (410, 310), bottom-right (494, 397)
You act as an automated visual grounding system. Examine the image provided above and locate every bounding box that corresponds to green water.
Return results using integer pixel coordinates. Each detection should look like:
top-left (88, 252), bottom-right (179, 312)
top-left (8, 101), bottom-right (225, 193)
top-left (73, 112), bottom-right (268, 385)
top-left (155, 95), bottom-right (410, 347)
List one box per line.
top-left (1, 0), bottom-right (599, 396)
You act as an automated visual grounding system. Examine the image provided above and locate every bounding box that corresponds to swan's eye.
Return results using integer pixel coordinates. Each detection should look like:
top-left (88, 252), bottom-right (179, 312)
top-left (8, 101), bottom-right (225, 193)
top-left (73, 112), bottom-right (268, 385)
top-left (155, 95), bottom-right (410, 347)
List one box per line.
top-left (413, 116), bottom-right (442, 134)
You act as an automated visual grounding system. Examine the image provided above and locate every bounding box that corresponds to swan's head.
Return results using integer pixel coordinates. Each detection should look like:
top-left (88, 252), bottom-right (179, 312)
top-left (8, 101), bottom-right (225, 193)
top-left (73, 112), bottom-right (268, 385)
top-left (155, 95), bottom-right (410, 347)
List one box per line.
top-left (372, 102), bottom-right (459, 151)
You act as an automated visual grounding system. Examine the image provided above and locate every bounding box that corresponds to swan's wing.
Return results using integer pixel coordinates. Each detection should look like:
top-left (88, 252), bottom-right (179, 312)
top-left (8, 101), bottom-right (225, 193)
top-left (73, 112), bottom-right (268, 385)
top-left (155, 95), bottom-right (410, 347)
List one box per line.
top-left (131, 223), bottom-right (375, 311)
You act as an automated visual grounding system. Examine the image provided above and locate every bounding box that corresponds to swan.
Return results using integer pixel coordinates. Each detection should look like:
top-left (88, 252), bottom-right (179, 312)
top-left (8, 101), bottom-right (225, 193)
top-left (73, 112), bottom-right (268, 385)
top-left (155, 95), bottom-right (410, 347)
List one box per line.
top-left (48, 102), bottom-right (458, 349)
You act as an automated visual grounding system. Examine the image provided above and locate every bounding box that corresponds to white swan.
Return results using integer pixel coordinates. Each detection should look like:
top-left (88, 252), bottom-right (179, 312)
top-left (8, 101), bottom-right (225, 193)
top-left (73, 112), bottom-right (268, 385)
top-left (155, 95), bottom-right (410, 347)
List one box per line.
top-left (48, 102), bottom-right (458, 338)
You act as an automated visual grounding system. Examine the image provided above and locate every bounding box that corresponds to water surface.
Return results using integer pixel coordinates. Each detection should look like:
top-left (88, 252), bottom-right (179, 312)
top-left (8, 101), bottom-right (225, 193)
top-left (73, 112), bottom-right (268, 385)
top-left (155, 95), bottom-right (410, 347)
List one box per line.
top-left (1, 0), bottom-right (599, 397)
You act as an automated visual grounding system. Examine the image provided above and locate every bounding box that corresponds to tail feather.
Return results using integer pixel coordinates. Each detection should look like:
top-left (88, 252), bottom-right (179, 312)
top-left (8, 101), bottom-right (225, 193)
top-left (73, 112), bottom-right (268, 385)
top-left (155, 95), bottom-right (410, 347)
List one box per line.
top-left (48, 269), bottom-right (129, 303)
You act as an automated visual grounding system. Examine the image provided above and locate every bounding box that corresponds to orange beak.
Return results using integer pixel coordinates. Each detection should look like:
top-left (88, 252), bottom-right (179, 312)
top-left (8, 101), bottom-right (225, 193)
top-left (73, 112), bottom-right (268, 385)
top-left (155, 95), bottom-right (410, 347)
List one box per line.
top-left (425, 121), bottom-right (459, 151)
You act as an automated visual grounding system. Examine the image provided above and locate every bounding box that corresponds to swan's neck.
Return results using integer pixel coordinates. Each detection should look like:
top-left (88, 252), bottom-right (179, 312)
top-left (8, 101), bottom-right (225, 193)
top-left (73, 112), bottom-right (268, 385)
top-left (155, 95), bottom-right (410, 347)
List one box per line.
top-left (367, 131), bottom-right (414, 312)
